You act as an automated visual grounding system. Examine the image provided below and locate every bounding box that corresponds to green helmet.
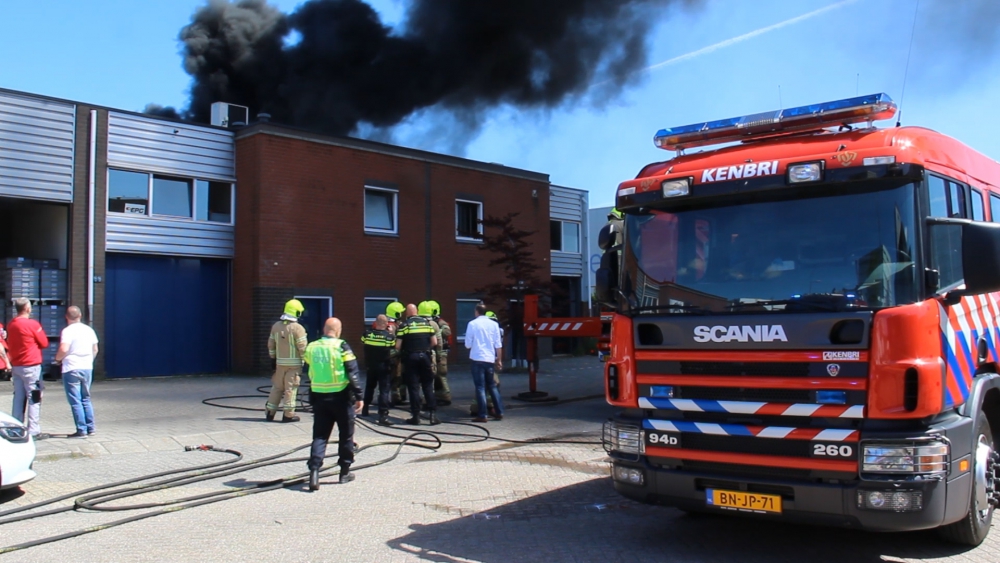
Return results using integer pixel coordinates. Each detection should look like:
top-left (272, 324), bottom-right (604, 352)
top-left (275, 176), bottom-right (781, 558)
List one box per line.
top-left (417, 301), bottom-right (434, 317)
top-left (283, 299), bottom-right (305, 317)
top-left (386, 301), bottom-right (405, 320)
top-left (485, 311), bottom-right (498, 321)
top-left (428, 300), bottom-right (441, 316)
top-left (608, 207), bottom-right (623, 220)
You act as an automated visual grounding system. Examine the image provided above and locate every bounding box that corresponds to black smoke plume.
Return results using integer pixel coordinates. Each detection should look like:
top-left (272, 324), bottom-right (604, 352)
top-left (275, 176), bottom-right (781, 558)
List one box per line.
top-left (158, 0), bottom-right (679, 140)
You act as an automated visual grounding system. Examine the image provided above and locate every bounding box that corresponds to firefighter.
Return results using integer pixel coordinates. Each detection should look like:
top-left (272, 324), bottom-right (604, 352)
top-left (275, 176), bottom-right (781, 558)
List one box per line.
top-left (417, 301), bottom-right (440, 378)
top-left (428, 300), bottom-right (452, 406)
top-left (395, 304), bottom-right (440, 425)
top-left (360, 314), bottom-right (395, 426)
top-left (303, 317), bottom-right (362, 490)
top-left (266, 299), bottom-right (308, 422)
top-left (386, 301), bottom-right (407, 405)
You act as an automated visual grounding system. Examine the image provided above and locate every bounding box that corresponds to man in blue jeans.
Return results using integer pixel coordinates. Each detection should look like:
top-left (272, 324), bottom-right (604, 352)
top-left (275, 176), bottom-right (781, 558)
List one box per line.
top-left (55, 306), bottom-right (99, 438)
top-left (464, 303), bottom-right (504, 423)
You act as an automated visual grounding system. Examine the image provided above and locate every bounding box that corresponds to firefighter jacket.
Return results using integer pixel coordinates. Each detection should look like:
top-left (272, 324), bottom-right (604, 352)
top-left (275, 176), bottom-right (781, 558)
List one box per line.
top-left (303, 337), bottom-right (362, 400)
top-left (361, 327), bottom-right (395, 370)
top-left (434, 318), bottom-right (452, 351)
top-left (396, 316), bottom-right (436, 353)
top-left (268, 318), bottom-right (308, 367)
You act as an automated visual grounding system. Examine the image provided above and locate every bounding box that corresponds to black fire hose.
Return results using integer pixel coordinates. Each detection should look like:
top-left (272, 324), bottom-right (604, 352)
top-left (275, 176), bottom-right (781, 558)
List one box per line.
top-left (0, 433), bottom-right (441, 555)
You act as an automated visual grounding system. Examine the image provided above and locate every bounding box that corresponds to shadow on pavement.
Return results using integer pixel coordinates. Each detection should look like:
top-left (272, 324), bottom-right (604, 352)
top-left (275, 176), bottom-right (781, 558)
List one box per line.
top-left (0, 487), bottom-right (26, 505)
top-left (387, 478), bottom-right (979, 563)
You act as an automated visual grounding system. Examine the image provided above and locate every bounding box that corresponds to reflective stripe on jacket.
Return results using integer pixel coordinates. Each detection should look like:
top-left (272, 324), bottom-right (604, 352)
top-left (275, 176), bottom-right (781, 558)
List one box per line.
top-left (268, 320), bottom-right (308, 366)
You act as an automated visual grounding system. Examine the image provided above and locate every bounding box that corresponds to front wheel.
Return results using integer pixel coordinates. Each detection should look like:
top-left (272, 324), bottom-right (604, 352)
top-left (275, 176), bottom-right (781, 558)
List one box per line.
top-left (938, 411), bottom-right (998, 546)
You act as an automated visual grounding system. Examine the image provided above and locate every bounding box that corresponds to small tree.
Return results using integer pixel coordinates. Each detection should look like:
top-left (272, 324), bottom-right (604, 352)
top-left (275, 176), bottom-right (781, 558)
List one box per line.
top-left (474, 213), bottom-right (556, 362)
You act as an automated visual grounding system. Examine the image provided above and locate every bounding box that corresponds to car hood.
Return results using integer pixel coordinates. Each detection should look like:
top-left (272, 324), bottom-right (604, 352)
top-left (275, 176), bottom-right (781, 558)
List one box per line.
top-left (0, 411), bottom-right (26, 428)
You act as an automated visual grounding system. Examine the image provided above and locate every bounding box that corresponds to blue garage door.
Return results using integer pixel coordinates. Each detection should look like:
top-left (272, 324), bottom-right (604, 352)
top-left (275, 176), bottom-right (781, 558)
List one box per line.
top-left (105, 253), bottom-right (230, 378)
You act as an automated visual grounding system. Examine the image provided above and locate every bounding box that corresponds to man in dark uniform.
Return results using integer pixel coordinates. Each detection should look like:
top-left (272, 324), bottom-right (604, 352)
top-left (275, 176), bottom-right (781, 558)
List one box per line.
top-left (303, 317), bottom-right (363, 491)
top-left (360, 314), bottom-right (395, 427)
top-left (395, 303), bottom-right (440, 426)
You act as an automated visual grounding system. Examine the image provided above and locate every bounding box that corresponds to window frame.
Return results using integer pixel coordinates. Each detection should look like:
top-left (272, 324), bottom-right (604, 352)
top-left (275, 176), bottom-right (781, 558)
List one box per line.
top-left (364, 297), bottom-right (396, 324)
top-left (550, 219), bottom-right (581, 253)
top-left (107, 167), bottom-right (235, 225)
top-left (455, 199), bottom-right (484, 242)
top-left (195, 180), bottom-right (236, 225)
top-left (364, 186), bottom-right (399, 236)
top-left (454, 299), bottom-right (481, 341)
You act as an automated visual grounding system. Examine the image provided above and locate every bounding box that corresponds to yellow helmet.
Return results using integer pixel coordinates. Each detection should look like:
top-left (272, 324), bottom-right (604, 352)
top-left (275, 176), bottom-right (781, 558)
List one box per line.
top-left (386, 301), bottom-right (405, 320)
top-left (283, 299), bottom-right (305, 317)
top-left (428, 300), bottom-right (441, 316)
top-left (417, 301), bottom-right (434, 317)
top-left (485, 310), bottom-right (498, 320)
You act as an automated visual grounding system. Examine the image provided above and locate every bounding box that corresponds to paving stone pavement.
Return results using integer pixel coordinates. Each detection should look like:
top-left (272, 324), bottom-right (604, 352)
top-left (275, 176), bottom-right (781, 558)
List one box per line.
top-left (1, 356), bottom-right (997, 562)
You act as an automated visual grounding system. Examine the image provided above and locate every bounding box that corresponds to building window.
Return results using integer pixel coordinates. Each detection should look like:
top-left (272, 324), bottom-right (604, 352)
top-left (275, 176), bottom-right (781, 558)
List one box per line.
top-left (364, 297), bottom-right (395, 323)
top-left (108, 169), bottom-right (150, 215)
top-left (196, 180), bottom-right (233, 223)
top-left (455, 299), bottom-right (480, 340)
top-left (456, 200), bottom-right (483, 240)
top-left (109, 168), bottom-right (233, 223)
top-left (550, 220), bottom-right (580, 253)
top-left (152, 175), bottom-right (193, 218)
top-left (365, 187), bottom-right (398, 234)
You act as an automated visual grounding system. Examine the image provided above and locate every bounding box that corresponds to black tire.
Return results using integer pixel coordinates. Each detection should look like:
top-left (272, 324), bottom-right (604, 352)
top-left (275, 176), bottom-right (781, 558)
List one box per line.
top-left (939, 410), bottom-right (995, 546)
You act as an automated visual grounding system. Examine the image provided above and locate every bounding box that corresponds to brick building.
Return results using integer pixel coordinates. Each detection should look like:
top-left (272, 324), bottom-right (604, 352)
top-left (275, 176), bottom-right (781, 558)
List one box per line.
top-left (232, 122), bottom-right (551, 372)
top-left (1, 86), bottom-right (585, 377)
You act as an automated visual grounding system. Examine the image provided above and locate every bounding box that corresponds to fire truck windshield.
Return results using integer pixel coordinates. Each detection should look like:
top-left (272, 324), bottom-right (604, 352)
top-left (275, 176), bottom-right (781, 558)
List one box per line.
top-left (621, 182), bottom-right (919, 314)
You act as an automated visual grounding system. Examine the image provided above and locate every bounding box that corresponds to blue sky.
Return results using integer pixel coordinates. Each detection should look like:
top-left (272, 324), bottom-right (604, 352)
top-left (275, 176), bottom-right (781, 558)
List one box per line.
top-left (2, 0), bottom-right (997, 208)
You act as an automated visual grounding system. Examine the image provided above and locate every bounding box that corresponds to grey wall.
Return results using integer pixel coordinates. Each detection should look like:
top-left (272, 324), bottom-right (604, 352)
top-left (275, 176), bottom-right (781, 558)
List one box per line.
top-left (0, 91), bottom-right (75, 202)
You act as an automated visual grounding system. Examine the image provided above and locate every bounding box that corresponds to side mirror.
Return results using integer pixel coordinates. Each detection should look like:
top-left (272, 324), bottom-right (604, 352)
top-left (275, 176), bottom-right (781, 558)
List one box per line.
top-left (927, 219), bottom-right (1000, 298)
top-left (597, 223), bottom-right (620, 251)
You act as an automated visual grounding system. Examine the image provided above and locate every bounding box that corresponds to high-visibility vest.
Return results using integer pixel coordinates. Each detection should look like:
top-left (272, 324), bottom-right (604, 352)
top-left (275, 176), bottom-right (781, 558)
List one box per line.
top-left (304, 337), bottom-right (356, 393)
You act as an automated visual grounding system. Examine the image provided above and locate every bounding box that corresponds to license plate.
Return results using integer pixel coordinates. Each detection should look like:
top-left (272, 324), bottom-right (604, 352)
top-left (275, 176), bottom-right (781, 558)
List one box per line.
top-left (706, 489), bottom-right (782, 514)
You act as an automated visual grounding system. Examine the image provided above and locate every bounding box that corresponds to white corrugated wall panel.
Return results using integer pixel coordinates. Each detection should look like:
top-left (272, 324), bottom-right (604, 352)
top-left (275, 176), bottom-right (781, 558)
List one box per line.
top-left (549, 186), bottom-right (584, 221)
top-left (106, 216), bottom-right (234, 258)
top-left (551, 251), bottom-right (584, 277)
top-left (107, 112), bottom-right (235, 181)
top-left (0, 92), bottom-right (75, 201)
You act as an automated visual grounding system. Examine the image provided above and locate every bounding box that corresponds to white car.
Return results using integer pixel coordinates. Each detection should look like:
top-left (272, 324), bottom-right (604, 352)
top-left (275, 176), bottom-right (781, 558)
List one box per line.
top-left (0, 410), bottom-right (35, 490)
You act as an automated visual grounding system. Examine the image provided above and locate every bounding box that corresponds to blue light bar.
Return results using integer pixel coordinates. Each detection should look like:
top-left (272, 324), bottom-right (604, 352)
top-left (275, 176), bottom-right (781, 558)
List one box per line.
top-left (650, 386), bottom-right (675, 399)
top-left (816, 391), bottom-right (848, 405)
top-left (654, 93), bottom-right (897, 151)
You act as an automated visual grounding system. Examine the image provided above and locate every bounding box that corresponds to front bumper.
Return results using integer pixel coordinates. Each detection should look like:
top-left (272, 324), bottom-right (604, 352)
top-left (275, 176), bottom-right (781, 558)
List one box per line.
top-left (0, 436), bottom-right (37, 490)
top-left (611, 459), bottom-right (967, 531)
top-left (605, 414), bottom-right (975, 532)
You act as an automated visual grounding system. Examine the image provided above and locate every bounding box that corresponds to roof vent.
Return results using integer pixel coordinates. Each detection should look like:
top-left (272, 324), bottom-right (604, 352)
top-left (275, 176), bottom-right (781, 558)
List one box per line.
top-left (210, 102), bottom-right (250, 128)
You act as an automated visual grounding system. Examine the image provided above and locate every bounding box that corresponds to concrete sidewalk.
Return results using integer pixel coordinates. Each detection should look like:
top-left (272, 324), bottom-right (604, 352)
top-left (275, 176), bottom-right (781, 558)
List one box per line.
top-left (3, 355), bottom-right (606, 461)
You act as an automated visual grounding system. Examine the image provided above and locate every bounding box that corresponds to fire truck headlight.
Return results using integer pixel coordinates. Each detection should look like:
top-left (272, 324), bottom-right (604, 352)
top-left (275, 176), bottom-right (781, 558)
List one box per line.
top-left (612, 464), bottom-right (645, 485)
top-left (857, 490), bottom-right (924, 512)
top-left (862, 442), bottom-right (949, 475)
top-left (603, 421), bottom-right (644, 455)
top-left (788, 162), bottom-right (823, 183)
top-left (660, 178), bottom-right (690, 198)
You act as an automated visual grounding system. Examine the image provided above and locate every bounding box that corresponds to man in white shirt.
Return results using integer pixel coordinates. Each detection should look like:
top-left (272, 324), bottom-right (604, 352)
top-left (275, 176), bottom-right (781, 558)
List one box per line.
top-left (55, 306), bottom-right (99, 438)
top-left (464, 303), bottom-right (504, 423)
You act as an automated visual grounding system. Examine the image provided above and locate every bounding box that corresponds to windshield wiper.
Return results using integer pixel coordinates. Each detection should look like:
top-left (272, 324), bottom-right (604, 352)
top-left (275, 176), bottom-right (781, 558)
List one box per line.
top-left (628, 304), bottom-right (714, 316)
top-left (728, 294), bottom-right (870, 313)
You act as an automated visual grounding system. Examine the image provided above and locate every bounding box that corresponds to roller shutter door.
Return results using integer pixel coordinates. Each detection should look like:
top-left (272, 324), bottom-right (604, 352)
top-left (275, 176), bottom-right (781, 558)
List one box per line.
top-left (105, 253), bottom-right (229, 377)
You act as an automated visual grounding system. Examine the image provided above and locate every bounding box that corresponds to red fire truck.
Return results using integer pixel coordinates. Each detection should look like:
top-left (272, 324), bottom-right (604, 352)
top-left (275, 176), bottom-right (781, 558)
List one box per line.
top-left (595, 93), bottom-right (1000, 545)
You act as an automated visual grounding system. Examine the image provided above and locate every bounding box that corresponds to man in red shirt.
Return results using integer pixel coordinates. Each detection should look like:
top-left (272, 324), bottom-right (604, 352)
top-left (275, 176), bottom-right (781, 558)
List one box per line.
top-left (7, 298), bottom-right (50, 439)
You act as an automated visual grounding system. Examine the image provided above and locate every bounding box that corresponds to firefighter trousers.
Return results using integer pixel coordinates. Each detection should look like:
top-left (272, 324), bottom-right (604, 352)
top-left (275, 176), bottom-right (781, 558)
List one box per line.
top-left (307, 389), bottom-right (355, 471)
top-left (266, 365), bottom-right (301, 416)
top-left (403, 351), bottom-right (436, 416)
top-left (434, 349), bottom-right (451, 401)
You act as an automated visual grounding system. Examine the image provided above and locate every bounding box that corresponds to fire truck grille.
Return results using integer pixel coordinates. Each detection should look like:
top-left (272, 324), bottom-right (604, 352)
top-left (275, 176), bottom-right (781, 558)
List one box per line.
top-left (636, 360), bottom-right (869, 378)
top-left (679, 361), bottom-right (809, 376)
top-left (680, 433), bottom-right (814, 458)
top-left (677, 461), bottom-right (814, 480)
top-left (671, 386), bottom-right (866, 405)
